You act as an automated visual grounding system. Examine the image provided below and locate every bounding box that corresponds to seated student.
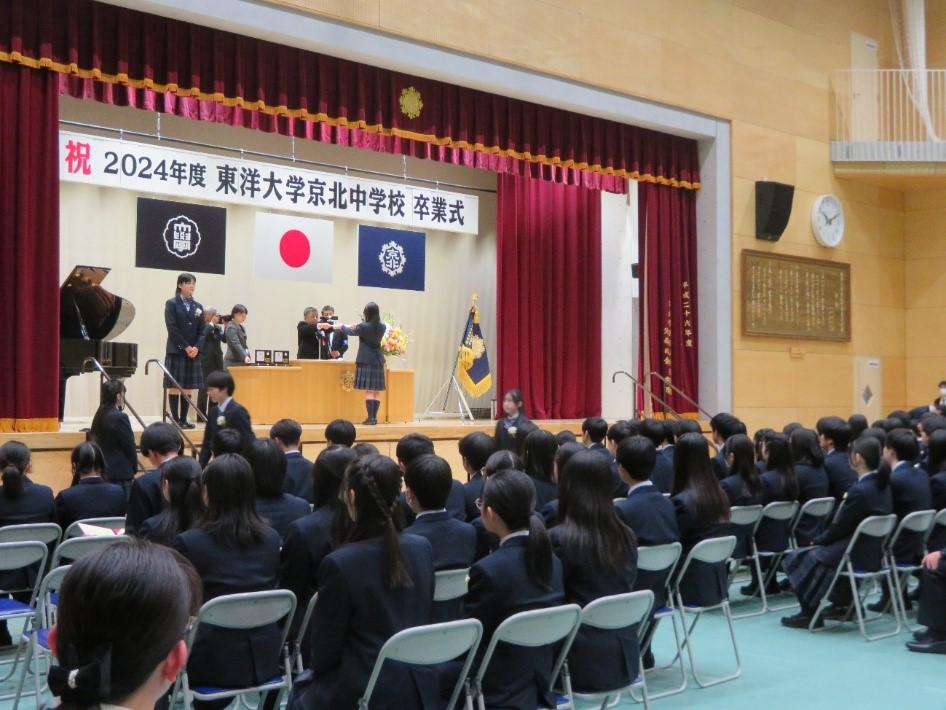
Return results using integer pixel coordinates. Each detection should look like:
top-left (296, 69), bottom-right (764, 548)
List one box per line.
top-left (458, 431), bottom-right (498, 522)
top-left (638, 419), bottom-right (675, 493)
top-left (670, 433), bottom-right (733, 607)
top-left (816, 416), bottom-right (858, 502)
top-left (752, 427), bottom-right (776, 474)
top-left (581, 417), bottom-right (612, 461)
top-left (790, 428), bottom-right (830, 503)
top-left (270, 418), bottom-right (313, 503)
top-left (522, 429), bottom-right (559, 511)
top-left (549, 450), bottom-right (639, 694)
top-left (352, 442), bottom-right (379, 459)
top-left (470, 450), bottom-right (524, 560)
top-left (288, 455), bottom-right (437, 709)
top-left (280, 445), bottom-right (357, 664)
top-left (89, 379), bottom-right (139, 499)
top-left (614, 436), bottom-right (680, 548)
top-left (752, 434), bottom-right (800, 593)
top-left (55, 442), bottom-right (126, 531)
top-left (325, 418), bottom-right (357, 448)
top-left (719, 434), bottom-right (765, 507)
top-left (781, 436), bottom-right (894, 628)
top-left (927, 431), bottom-right (946, 545)
top-left (555, 430), bottom-right (577, 446)
top-left (139, 455), bottom-right (204, 545)
top-left (125, 423), bottom-right (182, 537)
top-left (396, 433), bottom-right (466, 523)
top-left (173, 454), bottom-right (282, 705)
top-left (709, 413), bottom-right (746, 480)
top-left (539, 442), bottom-right (585, 527)
top-left (907, 544), bottom-right (946, 654)
top-left (463, 470), bottom-right (564, 710)
top-left (47, 539), bottom-right (202, 710)
top-left (245, 438), bottom-right (310, 542)
top-left (606, 420), bottom-right (637, 498)
top-left (848, 414), bottom-right (869, 442)
top-left (198, 369), bottom-right (256, 468)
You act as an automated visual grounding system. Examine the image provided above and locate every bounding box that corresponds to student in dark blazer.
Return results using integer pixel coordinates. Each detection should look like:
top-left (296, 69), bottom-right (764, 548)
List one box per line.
top-left (790, 428), bottom-right (831, 502)
top-left (296, 306), bottom-right (322, 360)
top-left (751, 434), bottom-right (799, 593)
top-left (322, 302), bottom-right (387, 425)
top-left (164, 272), bottom-right (206, 429)
top-left (908, 543), bottom-right (946, 653)
top-left (581, 416), bottom-right (612, 462)
top-left (317, 305), bottom-right (349, 359)
top-left (394, 433), bottom-right (467, 525)
top-left (139, 455), bottom-right (204, 546)
top-left (269, 418), bottom-right (314, 503)
top-left (469, 450), bottom-right (526, 559)
top-left (638, 419), bottom-right (675, 493)
top-left (244, 438), bottom-right (310, 542)
top-left (197, 308), bottom-right (225, 416)
top-left (199, 370), bottom-right (256, 468)
top-left (614, 437), bottom-right (680, 549)
top-left (89, 380), bottom-right (138, 498)
top-left (886, 428), bottom-right (932, 561)
top-left (816, 416), bottom-right (858, 502)
top-left (539, 443), bottom-right (585, 527)
top-left (549, 451), bottom-right (639, 694)
top-left (280, 446), bottom-right (357, 663)
top-left (288, 455), bottom-right (437, 709)
top-left (458, 431), bottom-right (498, 522)
top-left (223, 304), bottom-right (251, 368)
top-left (927, 431), bottom-right (946, 546)
top-left (124, 423), bottom-right (182, 536)
top-left (522, 429), bottom-right (558, 511)
top-left (55, 442), bottom-right (126, 531)
top-left (494, 388), bottom-right (537, 456)
top-left (172, 454), bottom-right (282, 701)
top-left (782, 436), bottom-right (894, 628)
top-left (462, 470), bottom-right (565, 710)
top-left (718, 434), bottom-right (765, 576)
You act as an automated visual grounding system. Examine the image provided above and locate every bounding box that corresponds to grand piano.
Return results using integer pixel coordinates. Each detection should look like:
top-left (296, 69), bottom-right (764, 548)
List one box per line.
top-left (59, 266), bottom-right (138, 421)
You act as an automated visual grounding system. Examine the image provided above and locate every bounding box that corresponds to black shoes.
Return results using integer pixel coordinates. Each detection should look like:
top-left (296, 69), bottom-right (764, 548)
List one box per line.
top-left (821, 604), bottom-right (850, 621)
top-left (362, 418), bottom-right (377, 425)
top-left (781, 611), bottom-right (823, 629)
top-left (906, 636), bottom-right (946, 654)
top-left (178, 419), bottom-right (196, 429)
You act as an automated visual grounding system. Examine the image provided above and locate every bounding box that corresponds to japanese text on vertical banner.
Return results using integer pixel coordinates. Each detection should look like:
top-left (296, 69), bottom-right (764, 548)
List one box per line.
top-left (59, 132), bottom-right (479, 235)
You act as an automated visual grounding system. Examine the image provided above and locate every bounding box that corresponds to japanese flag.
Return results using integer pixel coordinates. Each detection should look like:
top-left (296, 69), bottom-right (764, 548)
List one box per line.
top-left (254, 212), bottom-right (334, 282)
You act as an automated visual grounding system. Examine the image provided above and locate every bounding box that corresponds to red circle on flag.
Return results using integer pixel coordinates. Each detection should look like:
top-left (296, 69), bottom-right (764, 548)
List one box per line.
top-left (279, 229), bottom-right (311, 268)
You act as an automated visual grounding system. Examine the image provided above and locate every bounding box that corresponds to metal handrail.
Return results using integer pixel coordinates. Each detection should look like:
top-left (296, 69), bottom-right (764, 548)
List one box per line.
top-left (144, 358), bottom-right (205, 457)
top-left (611, 370), bottom-right (681, 420)
top-left (646, 371), bottom-right (711, 420)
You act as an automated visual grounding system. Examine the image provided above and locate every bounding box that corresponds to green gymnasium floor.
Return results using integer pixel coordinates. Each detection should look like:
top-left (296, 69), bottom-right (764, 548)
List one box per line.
top-left (1, 597), bottom-right (943, 709)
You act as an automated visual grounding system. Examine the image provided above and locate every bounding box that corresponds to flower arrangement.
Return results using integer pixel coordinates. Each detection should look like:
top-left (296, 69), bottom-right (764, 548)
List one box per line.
top-left (381, 315), bottom-right (412, 359)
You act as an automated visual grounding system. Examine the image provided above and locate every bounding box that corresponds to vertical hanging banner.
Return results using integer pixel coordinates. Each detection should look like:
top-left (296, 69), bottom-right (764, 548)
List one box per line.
top-left (254, 212), bottom-right (334, 283)
top-left (135, 198), bottom-right (227, 274)
top-left (357, 225), bottom-right (426, 292)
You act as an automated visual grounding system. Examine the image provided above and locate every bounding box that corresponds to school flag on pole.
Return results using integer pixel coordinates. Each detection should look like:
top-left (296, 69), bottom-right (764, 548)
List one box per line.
top-left (458, 296), bottom-right (492, 397)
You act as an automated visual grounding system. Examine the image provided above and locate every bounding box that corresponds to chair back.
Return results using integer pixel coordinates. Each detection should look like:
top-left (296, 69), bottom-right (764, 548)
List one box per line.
top-left (887, 509), bottom-right (936, 553)
top-left (51, 535), bottom-right (126, 568)
top-left (730, 505), bottom-right (763, 528)
top-left (0, 541), bottom-right (47, 575)
top-left (434, 568), bottom-right (469, 602)
top-left (841, 514), bottom-right (897, 571)
top-left (925, 508), bottom-right (946, 551)
top-left (193, 589), bottom-right (297, 633)
top-left (636, 542), bottom-right (682, 573)
top-left (34, 564), bottom-right (71, 629)
top-left (290, 593), bottom-right (319, 673)
top-left (360, 619), bottom-right (482, 710)
top-left (580, 590), bottom-right (654, 632)
top-left (63, 517), bottom-right (126, 539)
top-left (674, 535), bottom-right (737, 585)
top-left (0, 523), bottom-right (62, 547)
top-left (796, 497), bottom-right (835, 521)
top-left (762, 501), bottom-right (798, 522)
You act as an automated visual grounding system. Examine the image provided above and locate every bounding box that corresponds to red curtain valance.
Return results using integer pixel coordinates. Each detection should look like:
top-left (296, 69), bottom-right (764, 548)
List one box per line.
top-left (0, 0), bottom-right (700, 193)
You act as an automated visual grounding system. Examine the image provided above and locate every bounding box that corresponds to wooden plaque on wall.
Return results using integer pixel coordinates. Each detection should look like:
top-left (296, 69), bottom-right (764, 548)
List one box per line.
top-left (741, 250), bottom-right (851, 341)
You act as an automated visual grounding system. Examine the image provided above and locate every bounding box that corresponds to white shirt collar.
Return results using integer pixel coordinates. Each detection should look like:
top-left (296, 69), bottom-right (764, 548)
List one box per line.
top-left (218, 396), bottom-right (233, 413)
top-left (415, 508), bottom-right (447, 520)
top-left (499, 530), bottom-right (530, 546)
top-left (628, 480), bottom-right (654, 495)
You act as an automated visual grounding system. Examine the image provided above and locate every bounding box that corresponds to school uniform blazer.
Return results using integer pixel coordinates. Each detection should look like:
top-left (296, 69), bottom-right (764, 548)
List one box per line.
top-left (295, 534), bottom-right (437, 710)
top-left (0, 479), bottom-right (56, 590)
top-left (540, 499), bottom-right (560, 527)
top-left (319, 328), bottom-right (349, 360)
top-left (54, 477), bottom-right (126, 531)
top-left (173, 526), bottom-right (282, 687)
top-left (795, 463), bottom-right (830, 502)
top-left (94, 407), bottom-right (138, 482)
top-left (341, 321), bottom-right (386, 366)
top-left (610, 461), bottom-right (630, 498)
top-left (296, 321), bottom-right (321, 359)
top-left (223, 322), bottom-right (250, 368)
top-left (754, 471), bottom-right (796, 552)
top-left (280, 503), bottom-right (339, 639)
top-left (671, 492), bottom-right (732, 607)
top-left (404, 511), bottom-right (477, 571)
top-left (200, 322), bottom-right (225, 373)
top-left (650, 454), bottom-right (675, 494)
top-left (614, 484), bottom-right (680, 547)
top-left (255, 493), bottom-right (311, 542)
top-left (530, 476), bottom-right (558, 512)
top-left (198, 400), bottom-right (256, 467)
top-left (283, 451), bottom-right (314, 503)
top-left (823, 449), bottom-right (858, 503)
top-left (812, 471), bottom-right (893, 569)
top-left (124, 464), bottom-right (167, 536)
top-left (549, 526), bottom-right (639, 693)
top-left (464, 535), bottom-right (565, 710)
top-left (890, 461), bottom-right (933, 561)
top-left (463, 473), bottom-right (485, 522)
top-left (399, 480), bottom-right (468, 526)
top-left (493, 414), bottom-right (537, 457)
top-left (164, 295), bottom-right (206, 355)
top-left (930, 470), bottom-right (946, 512)
top-left (588, 442), bottom-right (613, 462)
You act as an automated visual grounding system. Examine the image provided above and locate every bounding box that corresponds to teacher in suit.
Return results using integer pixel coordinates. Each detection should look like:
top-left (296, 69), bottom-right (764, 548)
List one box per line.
top-left (296, 306), bottom-right (321, 360)
top-left (317, 305), bottom-right (349, 360)
top-left (321, 302), bottom-right (386, 425)
top-left (223, 304), bottom-right (252, 369)
top-left (164, 273), bottom-right (206, 429)
top-left (198, 370), bottom-right (256, 468)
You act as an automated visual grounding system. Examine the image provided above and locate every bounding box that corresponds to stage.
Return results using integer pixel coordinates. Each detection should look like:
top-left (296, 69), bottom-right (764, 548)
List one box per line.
top-left (12, 417), bottom-right (587, 495)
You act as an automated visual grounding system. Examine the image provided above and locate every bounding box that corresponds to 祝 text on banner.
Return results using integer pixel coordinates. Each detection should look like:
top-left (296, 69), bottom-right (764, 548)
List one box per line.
top-left (59, 131), bottom-right (479, 235)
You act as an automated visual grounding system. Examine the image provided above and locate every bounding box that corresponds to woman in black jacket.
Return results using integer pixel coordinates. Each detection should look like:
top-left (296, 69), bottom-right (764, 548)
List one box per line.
top-left (90, 379), bottom-right (138, 498)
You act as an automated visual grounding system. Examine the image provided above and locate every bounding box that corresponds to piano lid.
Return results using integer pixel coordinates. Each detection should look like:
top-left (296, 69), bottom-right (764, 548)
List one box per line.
top-left (60, 265), bottom-right (136, 341)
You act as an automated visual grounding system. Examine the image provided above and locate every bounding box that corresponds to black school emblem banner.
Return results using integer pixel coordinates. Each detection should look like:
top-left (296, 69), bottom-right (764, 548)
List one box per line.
top-left (135, 197), bottom-right (227, 274)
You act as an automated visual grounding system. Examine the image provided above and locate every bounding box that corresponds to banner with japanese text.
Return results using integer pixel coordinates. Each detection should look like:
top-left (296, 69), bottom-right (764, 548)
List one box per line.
top-left (59, 131), bottom-right (479, 235)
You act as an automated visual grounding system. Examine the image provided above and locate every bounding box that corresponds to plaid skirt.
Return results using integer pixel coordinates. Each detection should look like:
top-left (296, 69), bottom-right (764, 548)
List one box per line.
top-left (354, 362), bottom-right (386, 391)
top-left (783, 548), bottom-right (836, 611)
top-left (164, 352), bottom-right (204, 390)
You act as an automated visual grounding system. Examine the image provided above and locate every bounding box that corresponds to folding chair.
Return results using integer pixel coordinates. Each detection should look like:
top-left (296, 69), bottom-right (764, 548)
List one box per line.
top-left (50, 534), bottom-right (126, 568)
top-left (559, 590), bottom-right (655, 710)
top-left (809, 514), bottom-right (899, 641)
top-left (755, 501), bottom-right (799, 613)
top-left (884, 509), bottom-right (936, 631)
top-left (633, 542), bottom-right (685, 699)
top-left (358, 619), bottom-right (483, 710)
top-left (790, 497), bottom-right (836, 549)
top-left (672, 535), bottom-right (741, 688)
top-left (470, 604), bottom-right (582, 710)
top-left (11, 564), bottom-right (70, 710)
top-left (725, 505), bottom-right (764, 618)
top-left (62, 517), bottom-right (126, 539)
top-left (173, 589), bottom-right (297, 709)
top-left (924, 508), bottom-right (946, 553)
top-left (289, 592), bottom-right (319, 675)
top-left (0, 542), bottom-right (49, 693)
top-left (434, 568), bottom-right (470, 602)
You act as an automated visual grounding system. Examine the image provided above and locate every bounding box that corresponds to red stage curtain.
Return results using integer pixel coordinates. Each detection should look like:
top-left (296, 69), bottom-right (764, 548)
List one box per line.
top-left (638, 182), bottom-right (699, 416)
top-left (0, 0), bottom-right (701, 193)
top-left (0, 62), bottom-right (59, 432)
top-left (496, 174), bottom-right (602, 419)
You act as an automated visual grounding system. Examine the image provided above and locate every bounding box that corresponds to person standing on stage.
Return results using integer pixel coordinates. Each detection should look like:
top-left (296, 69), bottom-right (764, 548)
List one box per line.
top-left (318, 305), bottom-right (348, 360)
top-left (224, 304), bottom-right (252, 368)
top-left (321, 302), bottom-right (385, 424)
top-left (197, 307), bottom-right (224, 416)
top-left (164, 273), bottom-right (205, 430)
top-left (297, 306), bottom-right (321, 360)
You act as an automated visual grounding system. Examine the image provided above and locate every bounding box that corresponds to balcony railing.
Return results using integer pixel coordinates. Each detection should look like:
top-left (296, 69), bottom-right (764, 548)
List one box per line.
top-left (831, 69), bottom-right (946, 161)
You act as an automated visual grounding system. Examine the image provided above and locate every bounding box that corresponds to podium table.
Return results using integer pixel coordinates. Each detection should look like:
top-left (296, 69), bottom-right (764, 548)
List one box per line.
top-left (229, 360), bottom-right (414, 424)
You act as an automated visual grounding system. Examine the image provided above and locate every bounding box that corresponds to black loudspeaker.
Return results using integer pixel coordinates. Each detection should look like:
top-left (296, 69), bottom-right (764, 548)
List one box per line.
top-left (755, 181), bottom-right (794, 241)
top-left (631, 263), bottom-right (639, 279)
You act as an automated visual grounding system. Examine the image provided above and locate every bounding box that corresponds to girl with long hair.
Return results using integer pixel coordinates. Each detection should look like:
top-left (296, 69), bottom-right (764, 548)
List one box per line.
top-left (522, 429), bottom-right (558, 510)
top-left (719, 434), bottom-right (764, 506)
top-left (139, 455), bottom-right (204, 545)
top-left (54, 441), bottom-right (126, 530)
top-left (89, 379), bottom-right (138, 496)
top-left (322, 302), bottom-right (387, 425)
top-left (244, 438), bottom-right (309, 542)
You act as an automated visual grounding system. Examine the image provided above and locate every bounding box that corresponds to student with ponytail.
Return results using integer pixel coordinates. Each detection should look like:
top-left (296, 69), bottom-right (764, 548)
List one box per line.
top-left (289, 454), bottom-right (437, 709)
top-left (54, 442), bottom-right (126, 530)
top-left (139, 455), bottom-right (204, 545)
top-left (464, 469), bottom-right (565, 710)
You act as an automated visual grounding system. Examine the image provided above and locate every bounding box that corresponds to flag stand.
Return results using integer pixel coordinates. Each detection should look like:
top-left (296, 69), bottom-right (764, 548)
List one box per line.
top-left (420, 349), bottom-right (474, 421)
